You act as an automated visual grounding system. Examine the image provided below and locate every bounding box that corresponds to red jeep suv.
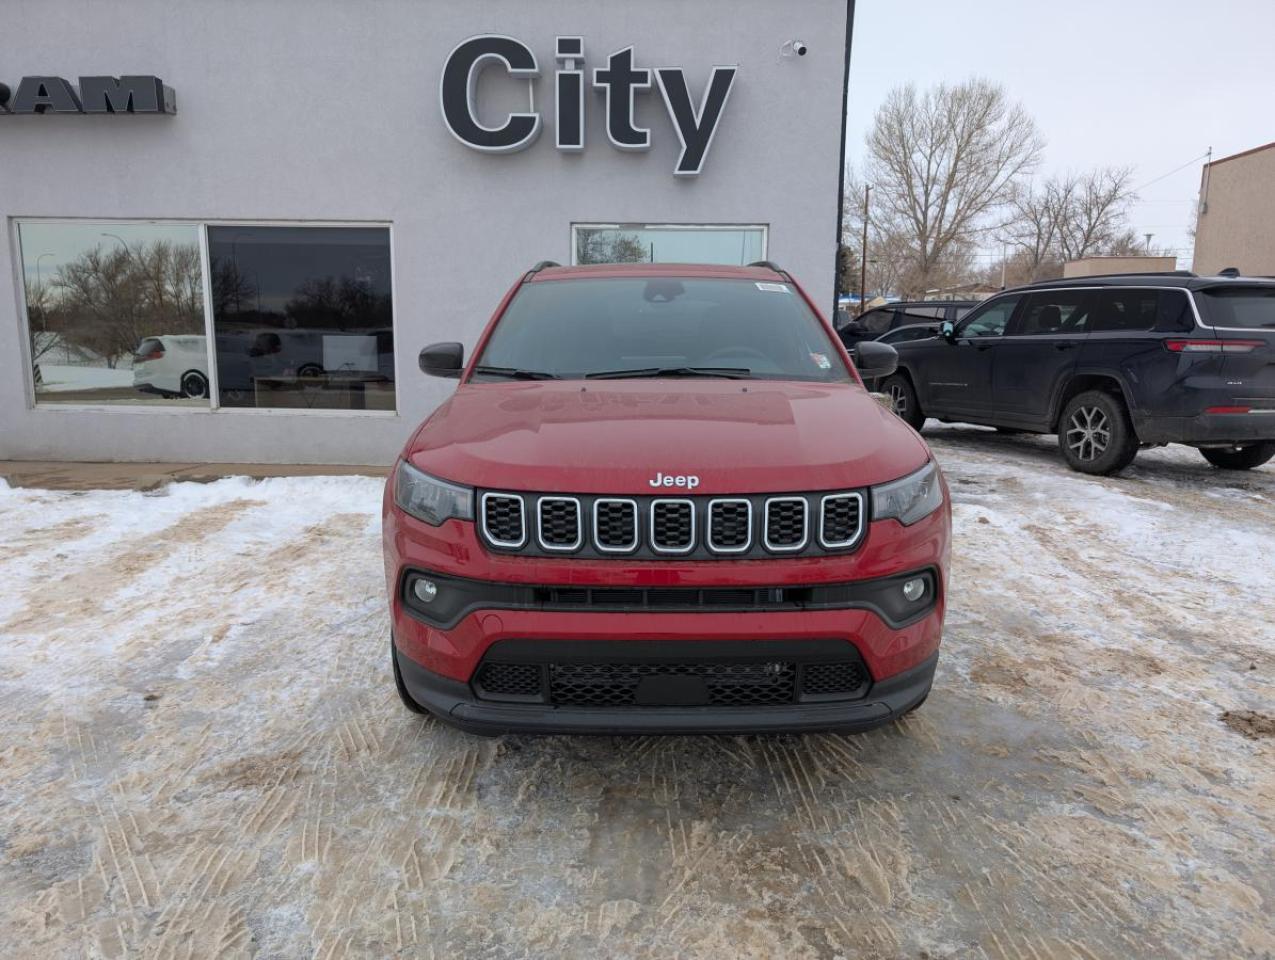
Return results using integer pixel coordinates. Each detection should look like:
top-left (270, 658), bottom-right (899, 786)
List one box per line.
top-left (382, 262), bottom-right (951, 734)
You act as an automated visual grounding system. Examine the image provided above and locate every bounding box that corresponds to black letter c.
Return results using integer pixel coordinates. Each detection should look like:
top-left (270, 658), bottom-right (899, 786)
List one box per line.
top-left (440, 35), bottom-right (542, 154)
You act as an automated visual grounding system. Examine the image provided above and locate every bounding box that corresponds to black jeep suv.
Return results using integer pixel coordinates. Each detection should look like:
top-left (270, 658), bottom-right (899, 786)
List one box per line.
top-left (879, 273), bottom-right (1275, 474)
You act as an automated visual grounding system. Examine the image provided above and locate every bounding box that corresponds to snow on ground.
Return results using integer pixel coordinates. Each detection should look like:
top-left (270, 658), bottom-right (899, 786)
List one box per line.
top-left (0, 433), bottom-right (1273, 959)
top-left (35, 365), bottom-right (134, 392)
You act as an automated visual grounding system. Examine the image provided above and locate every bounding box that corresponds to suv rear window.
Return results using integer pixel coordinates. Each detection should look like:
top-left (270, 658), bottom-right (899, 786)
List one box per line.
top-left (476, 277), bottom-right (851, 382)
top-left (1194, 286), bottom-right (1275, 329)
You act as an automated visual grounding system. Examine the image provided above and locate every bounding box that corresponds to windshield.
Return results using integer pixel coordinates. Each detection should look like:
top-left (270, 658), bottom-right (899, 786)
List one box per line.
top-left (1195, 286), bottom-right (1275, 329)
top-left (472, 277), bottom-right (851, 381)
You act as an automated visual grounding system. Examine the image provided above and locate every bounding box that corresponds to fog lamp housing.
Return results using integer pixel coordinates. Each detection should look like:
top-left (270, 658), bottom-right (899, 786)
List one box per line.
top-left (412, 578), bottom-right (439, 604)
top-left (902, 577), bottom-right (927, 602)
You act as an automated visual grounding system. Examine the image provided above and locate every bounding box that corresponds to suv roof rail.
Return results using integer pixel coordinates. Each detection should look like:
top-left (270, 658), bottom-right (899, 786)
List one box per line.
top-left (1018, 270), bottom-right (1197, 287)
top-left (527, 260), bottom-right (561, 275)
top-left (747, 260), bottom-right (786, 273)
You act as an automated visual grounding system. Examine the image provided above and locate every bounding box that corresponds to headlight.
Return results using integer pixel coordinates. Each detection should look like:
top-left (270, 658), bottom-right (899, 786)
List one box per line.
top-left (393, 460), bottom-right (474, 526)
top-left (871, 460), bottom-right (943, 526)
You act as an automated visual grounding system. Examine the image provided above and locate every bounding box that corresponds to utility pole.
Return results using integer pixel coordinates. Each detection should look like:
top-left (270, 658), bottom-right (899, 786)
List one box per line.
top-left (858, 184), bottom-right (870, 315)
top-left (1144, 233), bottom-right (1154, 254)
top-left (1000, 244), bottom-right (1007, 290)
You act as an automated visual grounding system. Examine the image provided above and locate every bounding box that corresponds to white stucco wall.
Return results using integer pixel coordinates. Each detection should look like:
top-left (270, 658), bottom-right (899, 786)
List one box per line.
top-left (0, 0), bottom-right (851, 464)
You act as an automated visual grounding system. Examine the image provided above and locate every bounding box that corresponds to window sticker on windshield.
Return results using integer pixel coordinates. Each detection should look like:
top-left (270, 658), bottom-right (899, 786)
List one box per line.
top-left (755, 282), bottom-right (789, 293)
top-left (810, 352), bottom-right (832, 369)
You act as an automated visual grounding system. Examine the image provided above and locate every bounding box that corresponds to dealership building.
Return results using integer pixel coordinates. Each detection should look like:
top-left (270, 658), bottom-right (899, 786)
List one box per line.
top-left (0, 1), bottom-right (853, 465)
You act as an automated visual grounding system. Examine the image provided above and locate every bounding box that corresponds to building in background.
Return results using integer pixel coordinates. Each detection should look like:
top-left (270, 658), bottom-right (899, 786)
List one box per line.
top-left (0, 0), bottom-right (853, 465)
top-left (1063, 255), bottom-right (1178, 278)
top-left (1194, 141), bottom-right (1275, 277)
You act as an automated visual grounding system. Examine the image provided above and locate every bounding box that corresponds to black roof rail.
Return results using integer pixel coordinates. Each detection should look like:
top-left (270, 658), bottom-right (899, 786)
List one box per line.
top-left (747, 260), bottom-right (785, 273)
top-left (1018, 270), bottom-right (1197, 287)
top-left (526, 260), bottom-right (561, 275)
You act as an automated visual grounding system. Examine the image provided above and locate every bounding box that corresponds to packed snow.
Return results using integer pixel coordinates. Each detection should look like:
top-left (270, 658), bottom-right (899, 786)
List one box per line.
top-left (0, 430), bottom-right (1272, 958)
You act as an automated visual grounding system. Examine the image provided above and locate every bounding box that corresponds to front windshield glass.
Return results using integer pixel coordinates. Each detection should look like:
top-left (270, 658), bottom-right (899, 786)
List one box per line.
top-left (472, 277), bottom-right (851, 382)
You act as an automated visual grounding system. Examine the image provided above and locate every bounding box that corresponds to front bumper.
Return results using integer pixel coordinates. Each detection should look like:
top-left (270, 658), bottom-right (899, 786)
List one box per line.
top-left (396, 640), bottom-right (937, 735)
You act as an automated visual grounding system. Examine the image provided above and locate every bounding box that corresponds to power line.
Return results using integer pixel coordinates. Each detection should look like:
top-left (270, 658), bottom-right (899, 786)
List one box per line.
top-left (1133, 151), bottom-right (1211, 193)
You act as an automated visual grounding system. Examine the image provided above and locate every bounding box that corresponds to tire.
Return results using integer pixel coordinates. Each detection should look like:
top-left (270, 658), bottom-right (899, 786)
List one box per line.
top-left (1199, 441), bottom-right (1275, 470)
top-left (180, 370), bottom-right (209, 399)
top-left (1058, 390), bottom-right (1140, 475)
top-left (391, 639), bottom-right (428, 715)
top-left (880, 374), bottom-right (925, 431)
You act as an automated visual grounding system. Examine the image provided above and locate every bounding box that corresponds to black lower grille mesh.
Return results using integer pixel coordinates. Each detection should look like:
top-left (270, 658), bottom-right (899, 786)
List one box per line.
top-left (801, 661), bottom-right (870, 698)
top-left (472, 656), bottom-right (870, 707)
top-left (474, 662), bottom-right (542, 698)
top-left (549, 661), bottom-right (797, 707)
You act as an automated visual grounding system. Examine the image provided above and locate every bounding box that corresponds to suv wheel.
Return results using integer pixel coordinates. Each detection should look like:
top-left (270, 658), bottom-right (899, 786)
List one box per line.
top-left (1199, 441), bottom-right (1275, 470)
top-left (391, 639), bottom-right (428, 715)
top-left (1059, 390), bottom-right (1139, 475)
top-left (881, 374), bottom-right (925, 430)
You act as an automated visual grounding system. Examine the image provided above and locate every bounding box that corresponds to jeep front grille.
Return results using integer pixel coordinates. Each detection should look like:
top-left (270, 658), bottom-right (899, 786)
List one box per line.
top-left (708, 499), bottom-right (752, 552)
top-left (594, 499), bottom-right (639, 552)
top-left (476, 490), bottom-right (865, 559)
top-left (537, 497), bottom-right (582, 551)
top-left (481, 493), bottom-right (525, 548)
top-left (764, 498), bottom-right (808, 551)
top-left (650, 499), bottom-right (695, 553)
top-left (819, 493), bottom-right (864, 549)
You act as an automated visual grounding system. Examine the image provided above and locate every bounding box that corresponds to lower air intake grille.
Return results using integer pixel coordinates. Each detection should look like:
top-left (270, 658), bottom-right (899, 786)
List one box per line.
top-left (473, 662), bottom-right (542, 700)
top-left (549, 661), bottom-right (797, 707)
top-left (800, 661), bottom-right (870, 699)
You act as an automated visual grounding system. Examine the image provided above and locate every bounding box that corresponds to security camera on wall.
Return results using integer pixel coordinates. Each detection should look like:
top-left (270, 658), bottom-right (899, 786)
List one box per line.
top-left (780, 40), bottom-right (808, 58)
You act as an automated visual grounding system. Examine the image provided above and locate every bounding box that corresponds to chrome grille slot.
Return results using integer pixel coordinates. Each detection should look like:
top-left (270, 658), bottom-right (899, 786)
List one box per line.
top-left (707, 499), bottom-right (752, 553)
top-left (536, 497), bottom-right (582, 551)
top-left (593, 498), bottom-right (639, 552)
top-left (764, 498), bottom-right (808, 551)
top-left (650, 499), bottom-right (695, 553)
top-left (819, 493), bottom-right (864, 549)
top-left (481, 493), bottom-right (526, 548)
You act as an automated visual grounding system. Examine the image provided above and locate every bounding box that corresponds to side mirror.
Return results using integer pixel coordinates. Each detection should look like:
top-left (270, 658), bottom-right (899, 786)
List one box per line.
top-left (940, 320), bottom-right (956, 342)
top-left (419, 341), bottom-right (464, 378)
top-left (852, 340), bottom-right (898, 380)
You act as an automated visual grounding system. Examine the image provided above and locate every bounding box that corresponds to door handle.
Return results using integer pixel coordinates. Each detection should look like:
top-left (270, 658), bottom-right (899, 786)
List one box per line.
top-left (975, 342), bottom-right (994, 351)
top-left (1054, 342), bottom-right (1078, 351)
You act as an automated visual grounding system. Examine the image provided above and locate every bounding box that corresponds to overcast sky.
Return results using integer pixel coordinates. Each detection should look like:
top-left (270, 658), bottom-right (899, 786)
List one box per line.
top-left (843, 0), bottom-right (1275, 268)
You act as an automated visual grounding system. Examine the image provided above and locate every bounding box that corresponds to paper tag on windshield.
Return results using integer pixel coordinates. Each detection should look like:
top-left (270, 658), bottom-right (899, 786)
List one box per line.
top-left (810, 352), bottom-right (832, 369)
top-left (755, 282), bottom-right (789, 293)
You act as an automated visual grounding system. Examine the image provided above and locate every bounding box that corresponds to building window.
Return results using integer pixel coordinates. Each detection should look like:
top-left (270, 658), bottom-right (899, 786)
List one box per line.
top-left (206, 226), bottom-right (394, 410)
top-left (16, 220), bottom-right (396, 412)
top-left (18, 221), bottom-right (210, 405)
top-left (572, 223), bottom-right (766, 266)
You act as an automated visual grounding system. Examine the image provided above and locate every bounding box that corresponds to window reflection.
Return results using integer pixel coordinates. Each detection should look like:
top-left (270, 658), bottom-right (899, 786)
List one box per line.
top-left (573, 224), bottom-right (766, 266)
top-left (207, 226), bottom-right (395, 410)
top-left (19, 221), bottom-right (208, 405)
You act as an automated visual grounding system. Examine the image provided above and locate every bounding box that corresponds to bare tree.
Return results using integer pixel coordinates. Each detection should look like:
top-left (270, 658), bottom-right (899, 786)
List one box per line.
top-left (865, 79), bottom-right (1042, 296)
top-left (1055, 167), bottom-right (1136, 262)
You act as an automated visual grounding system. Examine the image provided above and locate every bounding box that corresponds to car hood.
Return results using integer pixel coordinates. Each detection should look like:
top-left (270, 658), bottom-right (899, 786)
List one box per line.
top-left (406, 380), bottom-right (931, 495)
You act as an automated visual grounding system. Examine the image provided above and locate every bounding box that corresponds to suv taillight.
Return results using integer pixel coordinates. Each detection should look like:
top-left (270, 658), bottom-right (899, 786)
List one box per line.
top-left (1165, 339), bottom-right (1263, 354)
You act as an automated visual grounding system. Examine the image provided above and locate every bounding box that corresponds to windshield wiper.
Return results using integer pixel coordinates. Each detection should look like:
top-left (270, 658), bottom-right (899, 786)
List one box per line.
top-left (471, 365), bottom-right (561, 380)
top-left (585, 366), bottom-right (754, 380)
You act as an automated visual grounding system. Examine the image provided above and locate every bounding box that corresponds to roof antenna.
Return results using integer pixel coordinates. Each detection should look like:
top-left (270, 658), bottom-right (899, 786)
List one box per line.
top-left (1219, 266), bottom-right (1240, 278)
